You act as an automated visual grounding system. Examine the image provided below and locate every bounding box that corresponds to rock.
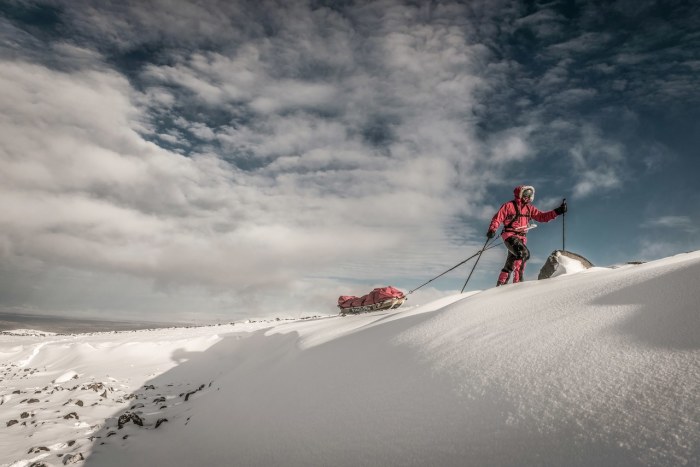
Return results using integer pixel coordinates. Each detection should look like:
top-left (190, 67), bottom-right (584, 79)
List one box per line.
top-left (184, 385), bottom-right (205, 401)
top-left (63, 452), bottom-right (84, 465)
top-left (63, 412), bottom-right (79, 420)
top-left (7, 419), bottom-right (19, 427)
top-left (86, 382), bottom-right (105, 392)
top-left (155, 418), bottom-right (168, 428)
top-left (28, 446), bottom-right (50, 453)
top-left (27, 398), bottom-right (40, 404)
top-left (21, 412), bottom-right (30, 419)
top-left (117, 412), bottom-right (144, 429)
top-left (538, 250), bottom-right (593, 280)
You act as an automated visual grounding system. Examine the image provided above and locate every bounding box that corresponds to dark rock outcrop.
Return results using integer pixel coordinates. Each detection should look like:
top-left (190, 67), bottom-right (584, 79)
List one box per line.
top-left (117, 412), bottom-right (144, 429)
top-left (538, 250), bottom-right (594, 280)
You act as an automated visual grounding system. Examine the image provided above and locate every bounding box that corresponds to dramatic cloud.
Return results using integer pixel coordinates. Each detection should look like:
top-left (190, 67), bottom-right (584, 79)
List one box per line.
top-left (0, 1), bottom-right (499, 319)
top-left (1, 0), bottom-right (699, 320)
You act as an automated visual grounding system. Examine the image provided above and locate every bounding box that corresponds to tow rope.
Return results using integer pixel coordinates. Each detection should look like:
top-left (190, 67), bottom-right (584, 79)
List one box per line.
top-left (408, 238), bottom-right (501, 294)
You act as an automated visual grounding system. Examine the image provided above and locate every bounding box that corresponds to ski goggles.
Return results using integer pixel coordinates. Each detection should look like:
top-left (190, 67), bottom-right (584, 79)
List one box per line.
top-left (521, 188), bottom-right (534, 199)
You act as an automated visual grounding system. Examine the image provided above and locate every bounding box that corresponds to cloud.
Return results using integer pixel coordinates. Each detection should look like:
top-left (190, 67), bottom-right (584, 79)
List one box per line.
top-left (570, 169), bottom-right (621, 198)
top-left (513, 7), bottom-right (565, 39)
top-left (3, 0), bottom-right (697, 319)
top-left (547, 32), bottom-right (613, 55)
top-left (486, 126), bottom-right (532, 164)
top-left (0, 1), bottom-right (502, 319)
top-left (641, 216), bottom-right (696, 233)
top-left (566, 125), bottom-right (626, 198)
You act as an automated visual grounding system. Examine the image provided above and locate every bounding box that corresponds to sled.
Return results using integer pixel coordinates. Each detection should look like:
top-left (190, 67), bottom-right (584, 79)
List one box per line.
top-left (337, 286), bottom-right (406, 316)
top-left (339, 296), bottom-right (407, 316)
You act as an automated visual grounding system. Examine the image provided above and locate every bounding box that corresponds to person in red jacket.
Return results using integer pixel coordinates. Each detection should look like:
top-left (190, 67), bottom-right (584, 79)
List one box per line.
top-left (487, 185), bottom-right (567, 286)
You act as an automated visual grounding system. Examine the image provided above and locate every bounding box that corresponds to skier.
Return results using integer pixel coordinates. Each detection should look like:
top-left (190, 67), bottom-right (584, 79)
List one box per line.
top-left (487, 185), bottom-right (567, 286)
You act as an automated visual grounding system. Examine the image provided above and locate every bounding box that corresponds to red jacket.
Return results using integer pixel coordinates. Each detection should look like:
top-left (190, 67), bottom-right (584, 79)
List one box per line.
top-left (489, 186), bottom-right (558, 242)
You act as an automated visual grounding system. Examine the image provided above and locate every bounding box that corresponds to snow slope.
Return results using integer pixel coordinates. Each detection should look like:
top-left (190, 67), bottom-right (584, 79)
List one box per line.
top-left (1, 252), bottom-right (699, 466)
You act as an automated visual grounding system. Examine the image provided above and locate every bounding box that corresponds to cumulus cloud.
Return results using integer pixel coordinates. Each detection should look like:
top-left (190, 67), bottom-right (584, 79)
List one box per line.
top-left (0, 62), bottom-right (410, 319)
top-left (0, 0), bottom-right (503, 319)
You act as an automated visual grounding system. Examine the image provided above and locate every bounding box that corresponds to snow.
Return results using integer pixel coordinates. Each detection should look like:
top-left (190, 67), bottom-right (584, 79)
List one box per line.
top-left (52, 371), bottom-right (79, 384)
top-left (1, 329), bottom-right (58, 337)
top-left (549, 251), bottom-right (589, 277)
top-left (1, 251), bottom-right (700, 466)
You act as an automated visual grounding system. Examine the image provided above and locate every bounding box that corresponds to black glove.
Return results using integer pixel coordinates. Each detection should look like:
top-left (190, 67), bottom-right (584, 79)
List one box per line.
top-left (554, 201), bottom-right (567, 215)
top-left (486, 229), bottom-right (496, 239)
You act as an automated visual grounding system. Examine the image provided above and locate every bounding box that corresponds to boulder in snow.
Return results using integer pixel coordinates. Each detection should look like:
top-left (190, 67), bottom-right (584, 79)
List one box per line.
top-left (538, 250), bottom-right (593, 280)
top-left (117, 412), bottom-right (144, 429)
top-left (63, 452), bottom-right (84, 465)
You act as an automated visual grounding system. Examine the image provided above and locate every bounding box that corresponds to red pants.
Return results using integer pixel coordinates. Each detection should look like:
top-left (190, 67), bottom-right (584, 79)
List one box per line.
top-left (497, 236), bottom-right (530, 285)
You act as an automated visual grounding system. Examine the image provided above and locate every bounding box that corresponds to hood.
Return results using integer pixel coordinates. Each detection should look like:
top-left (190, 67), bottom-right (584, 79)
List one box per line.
top-left (514, 185), bottom-right (535, 203)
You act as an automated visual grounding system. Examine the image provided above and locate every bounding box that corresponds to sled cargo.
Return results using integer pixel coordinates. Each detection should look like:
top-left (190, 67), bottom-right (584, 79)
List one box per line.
top-left (337, 286), bottom-right (406, 316)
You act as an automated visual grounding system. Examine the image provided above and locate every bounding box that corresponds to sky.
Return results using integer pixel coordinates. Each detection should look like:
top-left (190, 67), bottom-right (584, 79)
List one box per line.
top-left (1, 0), bottom-right (699, 322)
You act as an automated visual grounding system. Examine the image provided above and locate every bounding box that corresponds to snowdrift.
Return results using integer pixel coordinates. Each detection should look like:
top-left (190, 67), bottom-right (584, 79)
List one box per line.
top-left (1, 251), bottom-right (699, 467)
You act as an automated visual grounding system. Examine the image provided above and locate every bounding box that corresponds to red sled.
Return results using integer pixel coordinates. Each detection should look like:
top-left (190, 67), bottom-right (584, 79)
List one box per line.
top-left (337, 286), bottom-right (407, 316)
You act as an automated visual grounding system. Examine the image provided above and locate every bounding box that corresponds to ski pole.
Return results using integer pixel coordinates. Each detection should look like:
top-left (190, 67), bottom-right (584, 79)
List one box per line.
top-left (562, 197), bottom-right (566, 251)
top-left (408, 241), bottom-right (501, 294)
top-left (460, 237), bottom-right (493, 293)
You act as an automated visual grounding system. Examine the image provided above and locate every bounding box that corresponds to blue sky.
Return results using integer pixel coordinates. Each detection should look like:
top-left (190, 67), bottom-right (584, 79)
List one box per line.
top-left (1, 0), bottom-right (699, 322)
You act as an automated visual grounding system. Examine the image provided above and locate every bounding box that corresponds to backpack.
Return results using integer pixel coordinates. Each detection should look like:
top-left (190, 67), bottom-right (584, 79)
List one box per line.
top-left (502, 201), bottom-right (531, 234)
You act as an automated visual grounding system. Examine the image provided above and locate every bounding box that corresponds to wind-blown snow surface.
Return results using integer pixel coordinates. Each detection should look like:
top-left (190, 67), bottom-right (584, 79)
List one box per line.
top-left (2, 252), bottom-right (699, 466)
